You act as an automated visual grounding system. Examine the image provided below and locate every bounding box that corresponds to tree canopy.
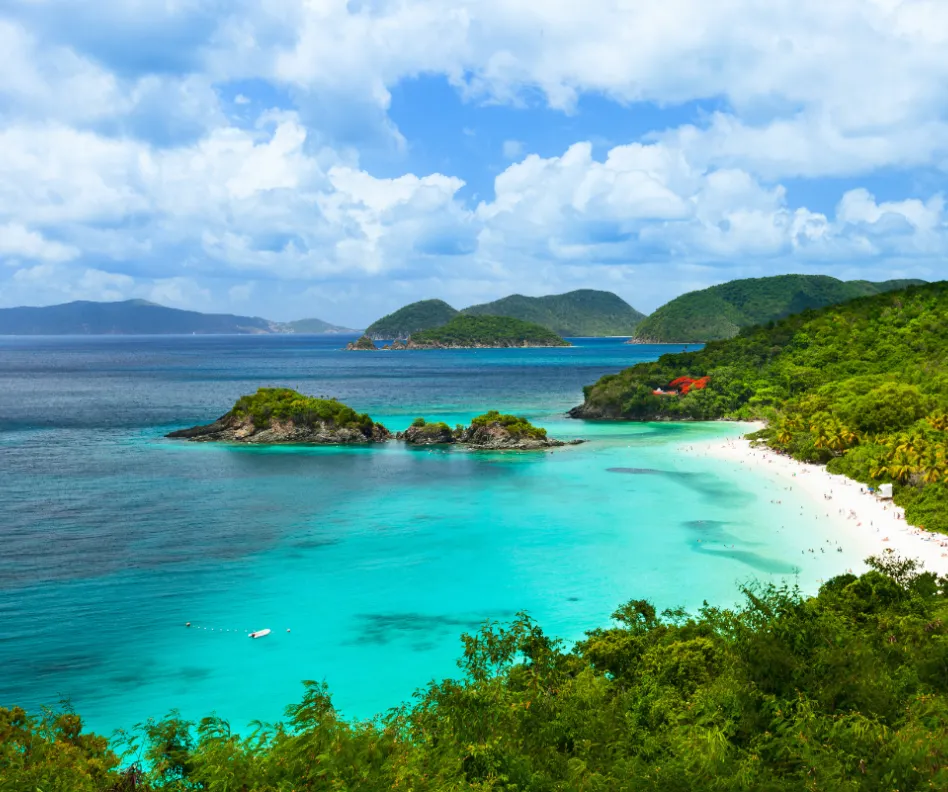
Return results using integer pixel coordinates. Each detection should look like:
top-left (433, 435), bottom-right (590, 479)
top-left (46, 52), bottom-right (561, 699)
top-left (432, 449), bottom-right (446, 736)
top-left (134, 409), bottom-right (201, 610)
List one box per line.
top-left (463, 289), bottom-right (645, 336)
top-left (230, 387), bottom-right (377, 432)
top-left (408, 315), bottom-right (570, 347)
top-left (632, 274), bottom-right (927, 343)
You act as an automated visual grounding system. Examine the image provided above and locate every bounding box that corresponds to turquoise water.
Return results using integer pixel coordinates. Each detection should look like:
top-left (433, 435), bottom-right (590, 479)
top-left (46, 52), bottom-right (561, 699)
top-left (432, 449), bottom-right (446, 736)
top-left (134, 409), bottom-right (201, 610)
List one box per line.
top-left (0, 336), bottom-right (862, 734)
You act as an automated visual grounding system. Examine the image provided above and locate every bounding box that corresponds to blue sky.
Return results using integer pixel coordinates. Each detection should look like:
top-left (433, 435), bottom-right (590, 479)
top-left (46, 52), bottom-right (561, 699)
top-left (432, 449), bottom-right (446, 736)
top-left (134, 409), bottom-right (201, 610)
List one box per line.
top-left (0, 0), bottom-right (945, 325)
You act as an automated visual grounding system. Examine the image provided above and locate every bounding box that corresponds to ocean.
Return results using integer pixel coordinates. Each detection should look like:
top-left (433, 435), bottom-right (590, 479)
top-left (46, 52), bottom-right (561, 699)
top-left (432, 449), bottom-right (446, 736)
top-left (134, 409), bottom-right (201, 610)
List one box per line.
top-left (0, 335), bottom-right (862, 734)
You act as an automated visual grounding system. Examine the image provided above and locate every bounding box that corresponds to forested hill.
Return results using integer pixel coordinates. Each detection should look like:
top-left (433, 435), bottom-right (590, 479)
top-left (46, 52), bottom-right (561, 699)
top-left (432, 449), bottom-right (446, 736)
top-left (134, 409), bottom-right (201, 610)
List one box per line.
top-left (573, 280), bottom-right (948, 531)
top-left (364, 299), bottom-right (459, 339)
top-left (631, 274), bottom-right (927, 342)
top-left (364, 290), bottom-right (645, 339)
top-left (462, 289), bottom-right (645, 336)
top-left (0, 300), bottom-right (358, 335)
top-left (407, 314), bottom-right (570, 348)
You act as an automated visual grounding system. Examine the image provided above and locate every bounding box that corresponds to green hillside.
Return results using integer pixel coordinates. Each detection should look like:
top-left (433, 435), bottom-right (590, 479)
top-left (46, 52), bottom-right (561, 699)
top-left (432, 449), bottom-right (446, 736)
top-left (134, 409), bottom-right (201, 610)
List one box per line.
top-left (574, 280), bottom-right (948, 531)
top-left (463, 289), bottom-right (644, 336)
top-left (364, 299), bottom-right (458, 339)
top-left (408, 314), bottom-right (570, 347)
top-left (632, 275), bottom-right (927, 342)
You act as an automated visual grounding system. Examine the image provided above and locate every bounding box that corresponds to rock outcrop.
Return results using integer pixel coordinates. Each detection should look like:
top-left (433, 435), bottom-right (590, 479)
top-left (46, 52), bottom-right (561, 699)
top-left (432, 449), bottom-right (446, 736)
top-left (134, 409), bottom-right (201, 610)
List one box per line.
top-left (397, 421), bottom-right (456, 445)
top-left (166, 388), bottom-right (391, 444)
top-left (167, 413), bottom-right (391, 444)
top-left (345, 334), bottom-right (377, 351)
top-left (455, 421), bottom-right (581, 449)
top-left (396, 411), bottom-right (584, 449)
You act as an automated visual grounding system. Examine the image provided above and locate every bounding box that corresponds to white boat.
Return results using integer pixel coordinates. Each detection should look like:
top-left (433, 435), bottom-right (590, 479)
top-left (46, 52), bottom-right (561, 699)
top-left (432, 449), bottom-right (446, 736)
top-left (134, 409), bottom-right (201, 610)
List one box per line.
top-left (249, 628), bottom-right (271, 639)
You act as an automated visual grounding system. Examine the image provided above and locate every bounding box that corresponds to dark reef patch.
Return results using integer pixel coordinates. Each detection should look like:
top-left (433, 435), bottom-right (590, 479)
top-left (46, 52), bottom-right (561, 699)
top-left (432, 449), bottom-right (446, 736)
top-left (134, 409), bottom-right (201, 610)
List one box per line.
top-left (691, 545), bottom-right (800, 575)
top-left (351, 611), bottom-right (516, 651)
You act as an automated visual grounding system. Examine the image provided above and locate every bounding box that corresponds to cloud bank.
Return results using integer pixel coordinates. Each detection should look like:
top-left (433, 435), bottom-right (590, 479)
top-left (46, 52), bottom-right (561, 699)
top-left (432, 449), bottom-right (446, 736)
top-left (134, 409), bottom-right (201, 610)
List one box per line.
top-left (0, 0), bottom-right (945, 322)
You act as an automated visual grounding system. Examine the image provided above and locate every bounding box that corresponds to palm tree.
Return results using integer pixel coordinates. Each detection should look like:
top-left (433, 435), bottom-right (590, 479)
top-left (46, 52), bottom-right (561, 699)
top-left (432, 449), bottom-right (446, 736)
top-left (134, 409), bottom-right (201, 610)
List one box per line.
top-left (775, 419), bottom-right (794, 446)
top-left (887, 451), bottom-right (917, 484)
top-left (812, 422), bottom-right (830, 450)
top-left (838, 425), bottom-right (858, 448)
top-left (868, 452), bottom-right (890, 481)
top-left (920, 445), bottom-right (948, 484)
top-left (893, 433), bottom-right (915, 456)
top-left (927, 412), bottom-right (948, 432)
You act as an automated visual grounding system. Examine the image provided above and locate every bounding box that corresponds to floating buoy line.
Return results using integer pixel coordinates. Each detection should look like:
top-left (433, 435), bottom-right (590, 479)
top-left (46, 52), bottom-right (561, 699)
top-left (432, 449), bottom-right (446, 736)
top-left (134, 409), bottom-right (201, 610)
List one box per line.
top-left (185, 621), bottom-right (291, 637)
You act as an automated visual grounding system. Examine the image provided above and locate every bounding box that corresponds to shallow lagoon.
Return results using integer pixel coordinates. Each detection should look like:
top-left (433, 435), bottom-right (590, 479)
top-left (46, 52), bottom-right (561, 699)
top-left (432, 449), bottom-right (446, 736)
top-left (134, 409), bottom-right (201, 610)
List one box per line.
top-left (0, 336), bottom-right (863, 732)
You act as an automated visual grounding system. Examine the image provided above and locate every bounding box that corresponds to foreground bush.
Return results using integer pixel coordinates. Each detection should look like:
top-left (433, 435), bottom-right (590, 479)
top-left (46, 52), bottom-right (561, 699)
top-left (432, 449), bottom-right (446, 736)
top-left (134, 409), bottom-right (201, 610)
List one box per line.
top-left (5, 554), bottom-right (948, 791)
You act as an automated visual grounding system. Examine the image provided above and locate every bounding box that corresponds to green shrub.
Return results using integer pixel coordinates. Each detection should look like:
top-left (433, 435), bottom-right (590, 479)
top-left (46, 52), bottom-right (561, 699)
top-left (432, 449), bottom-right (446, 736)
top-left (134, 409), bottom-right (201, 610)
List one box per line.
top-left (10, 559), bottom-right (948, 791)
top-left (230, 388), bottom-right (375, 432)
top-left (471, 410), bottom-right (547, 438)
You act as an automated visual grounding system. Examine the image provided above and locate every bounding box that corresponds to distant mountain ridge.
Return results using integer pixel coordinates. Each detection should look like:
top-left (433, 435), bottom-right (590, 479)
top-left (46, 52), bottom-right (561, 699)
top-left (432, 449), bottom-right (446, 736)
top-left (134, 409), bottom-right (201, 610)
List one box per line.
top-left (0, 300), bottom-right (359, 335)
top-left (631, 275), bottom-right (928, 343)
top-left (463, 289), bottom-right (645, 336)
top-left (365, 289), bottom-right (645, 339)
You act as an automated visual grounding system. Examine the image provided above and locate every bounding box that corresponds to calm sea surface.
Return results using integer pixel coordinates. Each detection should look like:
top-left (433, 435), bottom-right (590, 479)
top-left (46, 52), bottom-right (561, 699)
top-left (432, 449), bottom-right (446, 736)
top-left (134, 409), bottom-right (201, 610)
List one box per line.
top-left (0, 335), bottom-right (862, 733)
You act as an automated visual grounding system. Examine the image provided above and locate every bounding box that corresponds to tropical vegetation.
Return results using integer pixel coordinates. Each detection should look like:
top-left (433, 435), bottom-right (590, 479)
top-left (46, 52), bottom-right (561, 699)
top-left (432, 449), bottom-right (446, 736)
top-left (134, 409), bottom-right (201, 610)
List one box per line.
top-left (7, 554), bottom-right (948, 791)
top-left (470, 410), bottom-right (548, 439)
top-left (364, 290), bottom-right (646, 340)
top-left (575, 281), bottom-right (948, 531)
top-left (462, 289), bottom-right (645, 336)
top-left (408, 315), bottom-right (570, 348)
top-left (230, 387), bottom-right (378, 433)
top-left (631, 274), bottom-right (927, 343)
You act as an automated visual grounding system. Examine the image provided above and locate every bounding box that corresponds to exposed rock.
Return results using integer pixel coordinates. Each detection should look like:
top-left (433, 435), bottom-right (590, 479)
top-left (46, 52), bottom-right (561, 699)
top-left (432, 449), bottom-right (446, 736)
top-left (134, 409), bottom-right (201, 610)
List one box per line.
top-left (167, 414), bottom-right (391, 443)
top-left (345, 334), bottom-right (378, 351)
top-left (398, 421), bottom-right (456, 445)
top-left (456, 421), bottom-right (571, 449)
top-left (568, 403), bottom-right (617, 420)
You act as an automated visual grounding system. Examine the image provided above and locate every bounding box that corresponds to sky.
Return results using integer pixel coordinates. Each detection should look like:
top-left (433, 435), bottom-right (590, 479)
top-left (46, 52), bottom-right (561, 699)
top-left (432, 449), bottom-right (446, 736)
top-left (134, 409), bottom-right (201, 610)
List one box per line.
top-left (0, 0), bottom-right (946, 326)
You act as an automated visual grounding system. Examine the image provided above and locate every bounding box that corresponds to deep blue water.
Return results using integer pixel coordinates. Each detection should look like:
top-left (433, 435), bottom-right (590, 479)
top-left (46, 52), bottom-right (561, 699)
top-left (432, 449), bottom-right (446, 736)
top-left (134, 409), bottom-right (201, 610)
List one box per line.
top-left (0, 335), bottom-right (858, 734)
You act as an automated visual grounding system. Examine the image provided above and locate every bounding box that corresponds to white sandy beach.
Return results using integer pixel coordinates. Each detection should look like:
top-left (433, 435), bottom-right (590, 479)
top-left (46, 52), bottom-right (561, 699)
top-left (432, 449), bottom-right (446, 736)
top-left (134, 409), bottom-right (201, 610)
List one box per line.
top-left (688, 428), bottom-right (948, 578)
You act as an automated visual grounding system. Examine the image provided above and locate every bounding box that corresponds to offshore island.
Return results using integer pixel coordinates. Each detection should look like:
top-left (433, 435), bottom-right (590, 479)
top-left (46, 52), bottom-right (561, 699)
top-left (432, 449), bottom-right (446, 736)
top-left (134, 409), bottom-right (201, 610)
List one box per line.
top-left (166, 388), bottom-right (580, 449)
top-left (346, 314), bottom-right (570, 350)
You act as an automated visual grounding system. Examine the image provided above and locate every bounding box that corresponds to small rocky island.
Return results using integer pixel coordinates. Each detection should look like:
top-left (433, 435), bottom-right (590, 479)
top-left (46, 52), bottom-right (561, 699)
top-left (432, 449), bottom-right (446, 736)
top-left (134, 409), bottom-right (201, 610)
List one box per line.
top-left (346, 315), bottom-right (570, 350)
top-left (345, 334), bottom-right (378, 351)
top-left (167, 390), bottom-right (580, 449)
top-left (166, 387), bottom-right (391, 444)
top-left (397, 412), bottom-right (583, 450)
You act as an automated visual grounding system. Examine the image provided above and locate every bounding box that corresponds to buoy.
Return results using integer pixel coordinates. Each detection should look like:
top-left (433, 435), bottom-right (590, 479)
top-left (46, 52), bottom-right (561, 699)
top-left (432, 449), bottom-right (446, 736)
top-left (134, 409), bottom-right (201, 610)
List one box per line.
top-left (186, 622), bottom-right (191, 628)
top-left (286, 628), bottom-right (291, 633)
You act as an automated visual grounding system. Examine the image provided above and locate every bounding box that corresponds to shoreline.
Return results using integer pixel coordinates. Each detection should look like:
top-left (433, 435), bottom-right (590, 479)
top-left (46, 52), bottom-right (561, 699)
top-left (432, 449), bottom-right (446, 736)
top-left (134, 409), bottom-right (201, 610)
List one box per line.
top-left (690, 429), bottom-right (948, 576)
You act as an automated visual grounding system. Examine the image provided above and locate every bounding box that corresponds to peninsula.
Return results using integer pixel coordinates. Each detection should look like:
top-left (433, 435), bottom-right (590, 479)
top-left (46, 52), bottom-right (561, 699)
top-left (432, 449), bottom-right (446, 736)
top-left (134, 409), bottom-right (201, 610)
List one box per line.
top-left (572, 280), bottom-right (948, 533)
top-left (166, 388), bottom-right (391, 444)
